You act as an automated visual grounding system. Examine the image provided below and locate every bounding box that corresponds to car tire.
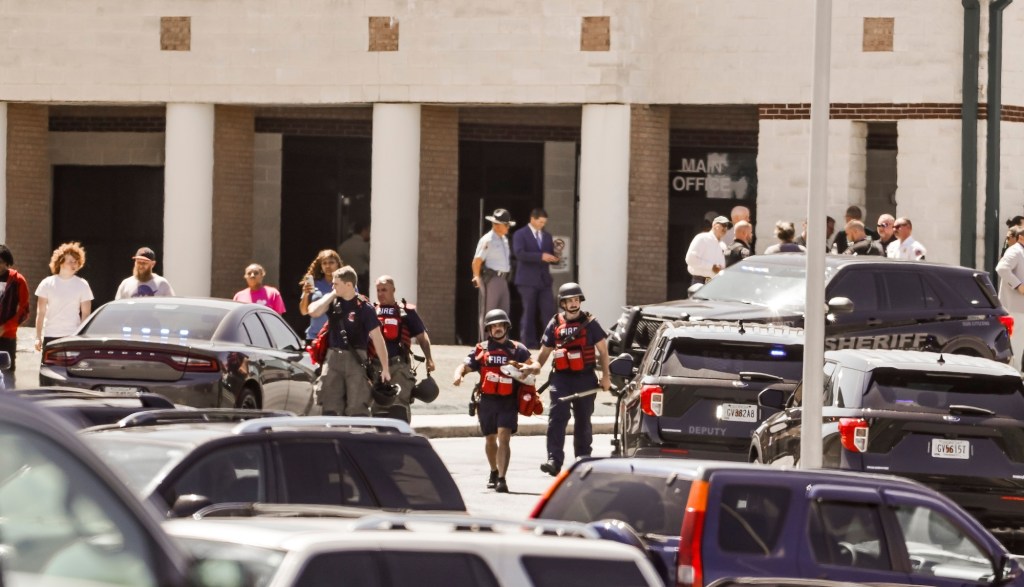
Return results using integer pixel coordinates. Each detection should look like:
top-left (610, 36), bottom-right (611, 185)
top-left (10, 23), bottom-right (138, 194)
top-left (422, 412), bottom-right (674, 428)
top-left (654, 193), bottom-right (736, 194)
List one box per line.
top-left (234, 386), bottom-right (260, 410)
top-left (940, 337), bottom-right (993, 360)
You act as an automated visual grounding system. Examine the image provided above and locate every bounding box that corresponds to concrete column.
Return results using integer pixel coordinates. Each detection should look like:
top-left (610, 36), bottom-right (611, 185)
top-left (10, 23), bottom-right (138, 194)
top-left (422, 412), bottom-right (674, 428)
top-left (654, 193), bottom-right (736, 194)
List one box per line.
top-left (0, 103), bottom-right (6, 244)
top-left (370, 104), bottom-right (421, 298)
top-left (897, 120), bottom-right (961, 265)
top-left (756, 119), bottom-right (866, 253)
top-left (543, 141), bottom-right (576, 295)
top-left (578, 104), bottom-right (631, 328)
top-left (164, 103), bottom-right (215, 296)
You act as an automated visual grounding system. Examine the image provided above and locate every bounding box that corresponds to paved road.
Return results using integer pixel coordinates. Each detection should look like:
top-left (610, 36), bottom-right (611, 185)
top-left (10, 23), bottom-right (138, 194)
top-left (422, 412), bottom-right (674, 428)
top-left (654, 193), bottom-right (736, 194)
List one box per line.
top-left (431, 433), bottom-right (615, 518)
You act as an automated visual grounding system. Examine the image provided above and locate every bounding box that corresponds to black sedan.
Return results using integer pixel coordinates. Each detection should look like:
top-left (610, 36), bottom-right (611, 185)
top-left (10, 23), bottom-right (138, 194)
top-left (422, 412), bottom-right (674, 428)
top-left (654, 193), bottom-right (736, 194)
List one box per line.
top-left (39, 297), bottom-right (318, 414)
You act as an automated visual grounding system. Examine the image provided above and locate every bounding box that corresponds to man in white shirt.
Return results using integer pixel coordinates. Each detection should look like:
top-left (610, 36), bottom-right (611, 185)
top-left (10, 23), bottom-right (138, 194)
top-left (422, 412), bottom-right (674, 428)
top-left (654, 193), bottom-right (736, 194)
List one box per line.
top-left (996, 226), bottom-right (1024, 370)
top-left (685, 216), bottom-right (730, 286)
top-left (886, 217), bottom-right (927, 260)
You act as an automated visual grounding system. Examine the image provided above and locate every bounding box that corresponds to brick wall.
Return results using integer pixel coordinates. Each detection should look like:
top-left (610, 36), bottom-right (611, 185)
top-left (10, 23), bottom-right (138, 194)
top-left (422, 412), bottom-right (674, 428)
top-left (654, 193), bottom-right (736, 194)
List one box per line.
top-left (6, 104), bottom-right (51, 321)
top-left (627, 104), bottom-right (669, 305)
top-left (418, 106), bottom-right (459, 344)
top-left (211, 106), bottom-right (255, 299)
top-left (758, 103), bottom-right (963, 120)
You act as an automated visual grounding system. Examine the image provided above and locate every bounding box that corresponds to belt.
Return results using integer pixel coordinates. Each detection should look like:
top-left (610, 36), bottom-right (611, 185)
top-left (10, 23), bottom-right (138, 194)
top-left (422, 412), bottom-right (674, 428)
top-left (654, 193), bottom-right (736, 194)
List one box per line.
top-left (483, 267), bottom-right (509, 278)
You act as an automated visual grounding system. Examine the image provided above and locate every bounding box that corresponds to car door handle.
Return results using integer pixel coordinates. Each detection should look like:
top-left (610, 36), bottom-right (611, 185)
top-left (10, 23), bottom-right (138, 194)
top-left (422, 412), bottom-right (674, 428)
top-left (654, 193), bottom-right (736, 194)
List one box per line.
top-left (933, 313), bottom-right (951, 321)
top-left (865, 318), bottom-right (883, 326)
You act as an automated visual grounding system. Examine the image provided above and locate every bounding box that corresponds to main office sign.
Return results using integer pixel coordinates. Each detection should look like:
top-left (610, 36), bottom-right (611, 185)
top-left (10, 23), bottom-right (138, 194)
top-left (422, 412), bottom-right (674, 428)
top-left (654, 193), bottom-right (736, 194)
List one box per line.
top-left (669, 150), bottom-right (757, 200)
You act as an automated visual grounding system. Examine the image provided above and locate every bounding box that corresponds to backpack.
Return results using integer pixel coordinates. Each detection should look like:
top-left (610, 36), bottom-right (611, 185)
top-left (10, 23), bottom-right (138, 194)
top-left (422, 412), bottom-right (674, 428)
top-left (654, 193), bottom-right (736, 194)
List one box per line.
top-left (308, 321), bottom-right (330, 365)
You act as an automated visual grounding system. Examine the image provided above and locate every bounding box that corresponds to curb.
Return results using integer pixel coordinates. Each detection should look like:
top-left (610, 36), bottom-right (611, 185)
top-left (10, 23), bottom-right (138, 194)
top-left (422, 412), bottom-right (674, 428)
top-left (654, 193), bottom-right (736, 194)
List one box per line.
top-left (412, 415), bottom-right (615, 439)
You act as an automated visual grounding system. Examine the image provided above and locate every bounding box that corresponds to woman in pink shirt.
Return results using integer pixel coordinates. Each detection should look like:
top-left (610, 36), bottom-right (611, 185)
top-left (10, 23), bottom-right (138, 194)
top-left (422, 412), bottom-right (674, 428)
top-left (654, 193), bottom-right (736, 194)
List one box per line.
top-left (233, 263), bottom-right (286, 314)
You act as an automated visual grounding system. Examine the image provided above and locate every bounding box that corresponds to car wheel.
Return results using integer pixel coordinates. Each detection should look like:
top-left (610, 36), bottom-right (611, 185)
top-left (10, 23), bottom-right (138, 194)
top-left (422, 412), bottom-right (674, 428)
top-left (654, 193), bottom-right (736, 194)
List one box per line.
top-left (234, 386), bottom-right (260, 410)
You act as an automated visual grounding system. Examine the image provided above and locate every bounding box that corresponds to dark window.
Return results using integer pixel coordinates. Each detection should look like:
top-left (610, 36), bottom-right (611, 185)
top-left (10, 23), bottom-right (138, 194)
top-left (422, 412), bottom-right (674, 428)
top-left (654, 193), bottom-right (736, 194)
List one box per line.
top-left (535, 470), bottom-right (689, 536)
top-left (661, 339), bottom-right (804, 381)
top-left (809, 501), bottom-right (891, 570)
top-left (82, 302), bottom-right (228, 340)
top-left (346, 439), bottom-right (465, 511)
top-left (166, 443), bottom-right (265, 506)
top-left (383, 552), bottom-right (499, 587)
top-left (828, 271), bottom-right (878, 312)
top-left (944, 273), bottom-right (996, 309)
top-left (882, 272), bottom-right (941, 311)
top-left (297, 551), bottom-right (383, 587)
top-left (259, 313), bottom-right (303, 351)
top-left (822, 362), bottom-right (839, 407)
top-left (863, 369), bottom-right (1024, 417)
top-left (276, 441), bottom-right (372, 507)
top-left (241, 314), bottom-right (272, 348)
top-left (297, 551), bottom-right (499, 587)
top-left (522, 556), bottom-right (647, 587)
top-left (717, 485), bottom-right (790, 555)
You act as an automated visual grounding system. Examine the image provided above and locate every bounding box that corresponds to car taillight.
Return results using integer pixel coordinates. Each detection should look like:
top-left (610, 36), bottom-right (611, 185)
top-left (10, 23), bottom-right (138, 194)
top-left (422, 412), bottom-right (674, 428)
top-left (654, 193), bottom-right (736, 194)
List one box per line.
top-left (528, 469), bottom-right (570, 519)
top-left (42, 349), bottom-right (81, 366)
top-left (999, 315), bottom-right (1014, 337)
top-left (168, 355), bottom-right (219, 372)
top-left (640, 385), bottom-right (663, 417)
top-left (839, 418), bottom-right (869, 453)
top-left (678, 479), bottom-right (708, 587)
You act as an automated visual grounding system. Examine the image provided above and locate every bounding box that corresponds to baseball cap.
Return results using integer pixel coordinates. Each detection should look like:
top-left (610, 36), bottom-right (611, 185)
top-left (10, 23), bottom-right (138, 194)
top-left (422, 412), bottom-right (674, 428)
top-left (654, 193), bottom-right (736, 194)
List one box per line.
top-left (132, 247), bottom-right (156, 262)
top-left (712, 216), bottom-right (733, 228)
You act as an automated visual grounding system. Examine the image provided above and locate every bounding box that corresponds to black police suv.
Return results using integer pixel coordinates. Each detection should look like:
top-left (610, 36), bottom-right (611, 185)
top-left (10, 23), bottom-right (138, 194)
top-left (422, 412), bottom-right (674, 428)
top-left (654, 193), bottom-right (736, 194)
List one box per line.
top-left (751, 349), bottom-right (1024, 528)
top-left (610, 320), bottom-right (803, 459)
top-left (608, 255), bottom-right (1013, 366)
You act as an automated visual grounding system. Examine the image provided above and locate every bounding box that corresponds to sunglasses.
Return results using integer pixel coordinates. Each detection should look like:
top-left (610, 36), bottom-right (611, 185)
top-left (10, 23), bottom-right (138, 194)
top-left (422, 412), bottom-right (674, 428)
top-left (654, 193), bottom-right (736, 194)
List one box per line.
top-left (894, 223), bottom-right (908, 229)
top-left (245, 271), bottom-right (261, 276)
top-left (877, 223), bottom-right (890, 228)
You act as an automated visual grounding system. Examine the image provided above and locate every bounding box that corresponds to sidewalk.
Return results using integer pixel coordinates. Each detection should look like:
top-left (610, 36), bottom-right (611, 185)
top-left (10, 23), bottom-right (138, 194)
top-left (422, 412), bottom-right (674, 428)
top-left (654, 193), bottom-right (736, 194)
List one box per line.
top-left (12, 327), bottom-right (617, 439)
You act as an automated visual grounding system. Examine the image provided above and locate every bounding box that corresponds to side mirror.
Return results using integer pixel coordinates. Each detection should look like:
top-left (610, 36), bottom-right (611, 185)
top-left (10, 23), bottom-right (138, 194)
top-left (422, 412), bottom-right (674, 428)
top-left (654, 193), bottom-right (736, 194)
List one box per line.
top-left (687, 282), bottom-right (704, 297)
top-left (609, 353), bottom-right (635, 378)
top-left (170, 494), bottom-right (214, 518)
top-left (758, 387), bottom-right (788, 411)
top-left (995, 553), bottom-right (1022, 584)
top-left (0, 351), bottom-right (11, 371)
top-left (827, 297), bottom-right (854, 315)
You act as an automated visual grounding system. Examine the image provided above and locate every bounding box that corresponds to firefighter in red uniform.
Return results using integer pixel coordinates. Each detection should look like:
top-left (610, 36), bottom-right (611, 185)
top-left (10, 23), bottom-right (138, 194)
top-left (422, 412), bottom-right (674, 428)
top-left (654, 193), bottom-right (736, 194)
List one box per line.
top-left (370, 275), bottom-right (435, 422)
top-left (453, 309), bottom-right (533, 493)
top-left (533, 283), bottom-right (610, 476)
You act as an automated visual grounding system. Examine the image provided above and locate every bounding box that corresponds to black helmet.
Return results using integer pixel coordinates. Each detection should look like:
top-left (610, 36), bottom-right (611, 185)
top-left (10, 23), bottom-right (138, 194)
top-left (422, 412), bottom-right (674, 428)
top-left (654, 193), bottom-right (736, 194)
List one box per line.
top-left (411, 375), bottom-right (439, 403)
top-left (558, 282), bottom-right (585, 302)
top-left (484, 309), bottom-right (511, 328)
top-left (371, 381), bottom-right (400, 407)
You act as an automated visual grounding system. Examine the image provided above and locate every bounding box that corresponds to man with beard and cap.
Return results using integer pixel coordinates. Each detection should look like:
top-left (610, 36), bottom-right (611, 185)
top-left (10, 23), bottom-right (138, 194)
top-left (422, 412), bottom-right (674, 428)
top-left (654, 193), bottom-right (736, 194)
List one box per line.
top-left (529, 282), bottom-right (610, 477)
top-left (115, 247), bottom-right (175, 299)
top-left (453, 308), bottom-right (533, 494)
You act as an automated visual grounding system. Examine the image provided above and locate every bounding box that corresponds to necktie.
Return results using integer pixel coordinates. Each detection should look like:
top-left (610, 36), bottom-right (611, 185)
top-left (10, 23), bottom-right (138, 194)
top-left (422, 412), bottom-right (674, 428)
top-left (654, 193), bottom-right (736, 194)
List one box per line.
top-left (536, 231), bottom-right (543, 249)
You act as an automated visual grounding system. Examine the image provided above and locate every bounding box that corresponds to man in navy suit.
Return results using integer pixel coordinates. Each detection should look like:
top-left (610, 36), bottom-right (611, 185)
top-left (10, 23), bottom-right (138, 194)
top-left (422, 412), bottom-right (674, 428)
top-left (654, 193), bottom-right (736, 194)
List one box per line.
top-left (512, 208), bottom-right (560, 349)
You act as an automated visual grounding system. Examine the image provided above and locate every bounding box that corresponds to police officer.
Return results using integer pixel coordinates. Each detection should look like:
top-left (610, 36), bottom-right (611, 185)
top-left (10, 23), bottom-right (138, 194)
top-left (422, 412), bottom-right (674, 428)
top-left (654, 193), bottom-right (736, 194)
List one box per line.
top-left (370, 275), bottom-right (435, 422)
top-left (532, 283), bottom-right (611, 476)
top-left (453, 309), bottom-right (533, 493)
top-left (472, 208), bottom-right (515, 340)
top-left (307, 266), bottom-right (390, 416)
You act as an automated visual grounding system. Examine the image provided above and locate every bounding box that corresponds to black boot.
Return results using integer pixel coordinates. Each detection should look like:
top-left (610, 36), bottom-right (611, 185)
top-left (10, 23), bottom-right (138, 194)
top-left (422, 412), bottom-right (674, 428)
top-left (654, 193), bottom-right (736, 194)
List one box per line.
top-left (487, 470), bottom-right (498, 489)
top-left (495, 477), bottom-right (509, 493)
top-left (540, 459), bottom-right (560, 477)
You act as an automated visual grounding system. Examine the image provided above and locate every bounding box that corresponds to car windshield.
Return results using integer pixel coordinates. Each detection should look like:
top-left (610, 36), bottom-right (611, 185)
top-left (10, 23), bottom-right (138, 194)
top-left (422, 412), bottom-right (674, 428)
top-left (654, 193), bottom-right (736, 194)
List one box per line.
top-left (537, 470), bottom-right (689, 536)
top-left (863, 369), bottom-right (1024, 418)
top-left (174, 537), bottom-right (285, 586)
top-left (82, 302), bottom-right (229, 341)
top-left (691, 260), bottom-right (836, 312)
top-left (663, 339), bottom-right (804, 381)
top-left (83, 436), bottom-right (188, 494)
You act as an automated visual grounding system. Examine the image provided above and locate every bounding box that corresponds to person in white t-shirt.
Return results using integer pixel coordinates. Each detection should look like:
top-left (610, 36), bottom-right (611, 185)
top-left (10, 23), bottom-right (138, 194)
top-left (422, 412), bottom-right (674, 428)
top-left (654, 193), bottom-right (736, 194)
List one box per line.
top-left (34, 242), bottom-right (94, 351)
